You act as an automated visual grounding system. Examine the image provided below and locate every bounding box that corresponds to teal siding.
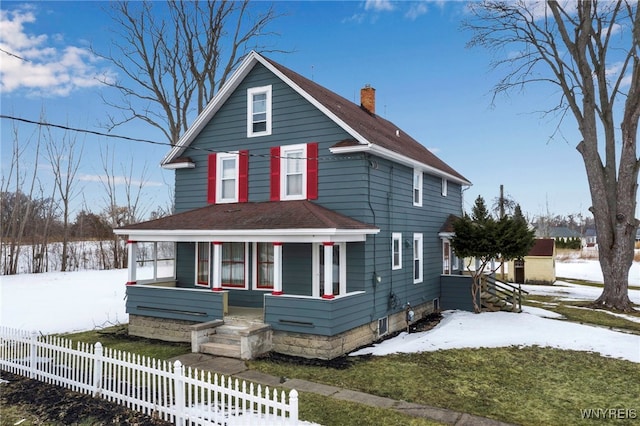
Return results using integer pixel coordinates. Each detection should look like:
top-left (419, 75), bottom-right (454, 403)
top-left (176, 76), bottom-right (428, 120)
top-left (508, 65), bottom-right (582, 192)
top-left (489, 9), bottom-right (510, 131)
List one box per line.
top-left (440, 274), bottom-right (477, 311)
top-left (176, 242), bottom-right (195, 288)
top-left (265, 292), bottom-right (371, 336)
top-left (174, 63), bottom-right (367, 212)
top-left (126, 285), bottom-right (225, 322)
top-left (282, 244), bottom-right (312, 296)
top-left (159, 61), bottom-right (469, 335)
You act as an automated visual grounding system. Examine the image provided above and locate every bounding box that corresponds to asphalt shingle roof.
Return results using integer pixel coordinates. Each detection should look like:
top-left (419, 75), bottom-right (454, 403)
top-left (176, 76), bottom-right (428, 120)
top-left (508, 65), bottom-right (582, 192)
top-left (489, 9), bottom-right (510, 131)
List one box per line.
top-left (117, 200), bottom-right (377, 232)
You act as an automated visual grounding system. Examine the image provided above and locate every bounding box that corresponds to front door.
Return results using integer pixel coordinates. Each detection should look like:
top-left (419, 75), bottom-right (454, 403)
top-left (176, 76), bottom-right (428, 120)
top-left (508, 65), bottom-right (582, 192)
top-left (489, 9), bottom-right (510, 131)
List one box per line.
top-left (514, 260), bottom-right (525, 284)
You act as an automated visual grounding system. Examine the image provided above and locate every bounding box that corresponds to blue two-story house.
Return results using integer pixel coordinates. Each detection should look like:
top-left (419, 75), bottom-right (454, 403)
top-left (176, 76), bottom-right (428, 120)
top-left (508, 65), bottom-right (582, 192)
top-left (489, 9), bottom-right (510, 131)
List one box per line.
top-left (115, 51), bottom-right (472, 360)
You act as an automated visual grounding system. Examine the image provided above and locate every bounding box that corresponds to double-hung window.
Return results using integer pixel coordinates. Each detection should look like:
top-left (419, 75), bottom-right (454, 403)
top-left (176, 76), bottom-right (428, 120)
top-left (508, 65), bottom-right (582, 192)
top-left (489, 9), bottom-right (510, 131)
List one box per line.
top-left (441, 178), bottom-right (448, 197)
top-left (413, 233), bottom-right (423, 283)
top-left (312, 243), bottom-right (346, 297)
top-left (413, 169), bottom-right (423, 206)
top-left (218, 154), bottom-right (238, 202)
top-left (247, 86), bottom-right (272, 137)
top-left (392, 233), bottom-right (402, 270)
top-left (270, 143), bottom-right (318, 201)
top-left (282, 144), bottom-right (305, 199)
top-left (207, 151), bottom-right (249, 204)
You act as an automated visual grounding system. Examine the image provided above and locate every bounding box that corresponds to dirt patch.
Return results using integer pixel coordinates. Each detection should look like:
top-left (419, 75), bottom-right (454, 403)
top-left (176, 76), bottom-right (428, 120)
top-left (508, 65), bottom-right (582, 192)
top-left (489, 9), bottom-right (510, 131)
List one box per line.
top-left (0, 371), bottom-right (172, 425)
top-left (260, 312), bottom-right (444, 369)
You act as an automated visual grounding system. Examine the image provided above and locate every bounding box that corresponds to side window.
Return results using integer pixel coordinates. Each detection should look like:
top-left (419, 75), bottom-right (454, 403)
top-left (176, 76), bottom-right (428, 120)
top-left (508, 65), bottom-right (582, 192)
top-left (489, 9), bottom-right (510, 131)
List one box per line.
top-left (413, 169), bottom-right (422, 206)
top-left (247, 85), bottom-right (272, 137)
top-left (413, 233), bottom-right (423, 284)
top-left (392, 233), bottom-right (402, 270)
top-left (441, 178), bottom-right (448, 197)
top-left (443, 239), bottom-right (451, 275)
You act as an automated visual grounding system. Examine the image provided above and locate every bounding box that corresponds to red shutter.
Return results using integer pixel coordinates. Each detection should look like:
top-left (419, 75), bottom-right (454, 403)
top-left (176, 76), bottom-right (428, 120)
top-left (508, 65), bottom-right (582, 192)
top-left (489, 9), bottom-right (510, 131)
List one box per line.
top-left (207, 153), bottom-right (217, 204)
top-left (270, 146), bottom-right (280, 201)
top-left (307, 142), bottom-right (319, 200)
top-left (238, 150), bottom-right (249, 203)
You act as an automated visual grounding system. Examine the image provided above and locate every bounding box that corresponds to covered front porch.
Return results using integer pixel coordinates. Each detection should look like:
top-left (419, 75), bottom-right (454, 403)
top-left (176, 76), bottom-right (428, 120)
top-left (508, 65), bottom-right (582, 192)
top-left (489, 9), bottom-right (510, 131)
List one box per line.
top-left (114, 201), bottom-right (380, 358)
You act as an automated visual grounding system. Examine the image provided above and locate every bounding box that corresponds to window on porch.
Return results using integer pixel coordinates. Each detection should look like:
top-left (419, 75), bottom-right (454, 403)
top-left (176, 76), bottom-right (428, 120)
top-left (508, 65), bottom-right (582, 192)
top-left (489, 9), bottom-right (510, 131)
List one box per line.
top-left (255, 242), bottom-right (274, 290)
top-left (196, 242), bottom-right (209, 286)
top-left (135, 241), bottom-right (175, 282)
top-left (222, 242), bottom-right (247, 288)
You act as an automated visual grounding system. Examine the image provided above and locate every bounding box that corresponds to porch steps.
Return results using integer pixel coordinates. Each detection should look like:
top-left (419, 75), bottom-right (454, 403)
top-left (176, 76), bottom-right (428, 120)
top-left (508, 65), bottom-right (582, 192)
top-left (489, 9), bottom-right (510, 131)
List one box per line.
top-left (198, 318), bottom-right (272, 360)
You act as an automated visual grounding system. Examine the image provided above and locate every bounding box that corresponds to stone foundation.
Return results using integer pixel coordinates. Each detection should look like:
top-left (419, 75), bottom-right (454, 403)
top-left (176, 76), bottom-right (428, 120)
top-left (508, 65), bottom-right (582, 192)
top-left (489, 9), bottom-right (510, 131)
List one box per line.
top-left (128, 314), bottom-right (197, 342)
top-left (129, 300), bottom-right (436, 359)
top-left (272, 300), bottom-right (435, 359)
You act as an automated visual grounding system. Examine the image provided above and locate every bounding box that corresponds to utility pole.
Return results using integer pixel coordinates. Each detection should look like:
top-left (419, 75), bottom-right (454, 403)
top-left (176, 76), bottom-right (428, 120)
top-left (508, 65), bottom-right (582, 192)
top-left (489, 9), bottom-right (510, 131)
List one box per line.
top-left (499, 185), bottom-right (505, 280)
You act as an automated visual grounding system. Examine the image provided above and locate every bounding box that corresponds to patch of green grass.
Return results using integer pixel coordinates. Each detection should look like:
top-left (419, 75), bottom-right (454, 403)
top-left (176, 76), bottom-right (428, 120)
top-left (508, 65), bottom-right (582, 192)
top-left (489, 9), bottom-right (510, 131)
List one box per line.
top-left (558, 277), bottom-right (640, 291)
top-left (249, 347), bottom-right (640, 426)
top-left (62, 324), bottom-right (191, 360)
top-left (553, 303), bottom-right (640, 333)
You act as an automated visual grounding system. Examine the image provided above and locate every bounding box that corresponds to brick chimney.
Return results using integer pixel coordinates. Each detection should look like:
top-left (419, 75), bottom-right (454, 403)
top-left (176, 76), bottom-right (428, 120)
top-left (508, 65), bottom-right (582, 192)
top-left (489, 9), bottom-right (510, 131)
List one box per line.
top-left (360, 84), bottom-right (375, 115)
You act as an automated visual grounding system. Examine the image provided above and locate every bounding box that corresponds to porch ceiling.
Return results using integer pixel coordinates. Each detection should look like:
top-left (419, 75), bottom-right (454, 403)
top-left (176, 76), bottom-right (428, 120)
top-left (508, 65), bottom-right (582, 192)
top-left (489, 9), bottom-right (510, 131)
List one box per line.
top-left (114, 200), bottom-right (379, 243)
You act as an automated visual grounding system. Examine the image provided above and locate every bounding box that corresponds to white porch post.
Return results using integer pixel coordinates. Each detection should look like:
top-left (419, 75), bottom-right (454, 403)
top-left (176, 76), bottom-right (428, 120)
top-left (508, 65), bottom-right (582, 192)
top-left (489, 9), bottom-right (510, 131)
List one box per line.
top-left (322, 242), bottom-right (335, 299)
top-left (126, 240), bottom-right (137, 285)
top-left (272, 242), bottom-right (283, 295)
top-left (212, 242), bottom-right (222, 291)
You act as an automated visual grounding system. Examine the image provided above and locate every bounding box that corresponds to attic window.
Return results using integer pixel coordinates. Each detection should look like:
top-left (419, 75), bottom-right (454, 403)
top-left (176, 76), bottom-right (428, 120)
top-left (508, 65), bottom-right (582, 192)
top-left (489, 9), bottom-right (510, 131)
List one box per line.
top-left (247, 85), bottom-right (272, 137)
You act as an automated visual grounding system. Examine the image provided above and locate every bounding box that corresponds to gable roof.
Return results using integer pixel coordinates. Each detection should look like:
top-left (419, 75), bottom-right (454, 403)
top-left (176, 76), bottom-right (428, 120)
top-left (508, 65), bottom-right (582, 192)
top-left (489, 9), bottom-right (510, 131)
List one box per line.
top-left (114, 200), bottom-right (379, 243)
top-left (162, 51), bottom-right (471, 186)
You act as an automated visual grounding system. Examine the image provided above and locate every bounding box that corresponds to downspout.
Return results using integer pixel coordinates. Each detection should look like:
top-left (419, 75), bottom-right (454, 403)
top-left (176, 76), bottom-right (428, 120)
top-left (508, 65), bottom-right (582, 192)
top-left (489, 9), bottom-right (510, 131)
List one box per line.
top-left (366, 154), bottom-right (378, 318)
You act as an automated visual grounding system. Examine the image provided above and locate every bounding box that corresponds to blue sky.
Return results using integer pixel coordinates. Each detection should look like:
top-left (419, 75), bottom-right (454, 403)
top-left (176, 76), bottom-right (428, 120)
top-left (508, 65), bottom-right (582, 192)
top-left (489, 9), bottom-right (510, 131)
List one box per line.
top-left (0, 1), bottom-right (604, 221)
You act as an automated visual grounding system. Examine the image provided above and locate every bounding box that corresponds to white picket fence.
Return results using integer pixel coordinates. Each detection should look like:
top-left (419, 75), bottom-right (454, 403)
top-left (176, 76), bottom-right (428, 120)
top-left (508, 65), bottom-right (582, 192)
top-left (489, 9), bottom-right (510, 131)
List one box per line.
top-left (0, 326), bottom-right (298, 425)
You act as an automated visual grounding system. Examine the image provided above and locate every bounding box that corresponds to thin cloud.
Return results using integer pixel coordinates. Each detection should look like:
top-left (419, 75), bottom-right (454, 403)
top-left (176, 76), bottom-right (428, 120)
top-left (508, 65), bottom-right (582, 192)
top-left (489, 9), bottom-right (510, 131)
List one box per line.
top-left (0, 7), bottom-right (115, 97)
top-left (364, 0), bottom-right (395, 13)
top-left (79, 173), bottom-right (164, 188)
top-left (405, 2), bottom-right (429, 20)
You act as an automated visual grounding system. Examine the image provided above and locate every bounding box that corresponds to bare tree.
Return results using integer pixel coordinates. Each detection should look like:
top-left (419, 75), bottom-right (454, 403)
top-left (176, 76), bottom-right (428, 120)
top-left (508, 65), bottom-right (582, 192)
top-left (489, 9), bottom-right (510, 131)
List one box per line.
top-left (45, 126), bottom-right (84, 272)
top-left (96, 0), bottom-right (282, 145)
top-left (1, 121), bottom-right (42, 275)
top-left (97, 146), bottom-right (151, 269)
top-left (466, 1), bottom-right (639, 311)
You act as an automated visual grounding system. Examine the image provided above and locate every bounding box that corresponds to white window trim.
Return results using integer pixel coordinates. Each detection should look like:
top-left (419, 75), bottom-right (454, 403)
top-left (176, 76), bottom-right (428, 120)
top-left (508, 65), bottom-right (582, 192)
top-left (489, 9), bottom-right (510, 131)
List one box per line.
top-left (413, 169), bottom-right (423, 207)
top-left (391, 232), bottom-right (402, 270)
top-left (195, 242), bottom-right (210, 288)
top-left (413, 233), bottom-right (423, 284)
top-left (442, 239), bottom-right (451, 275)
top-left (135, 242), bottom-right (176, 283)
top-left (252, 242), bottom-right (277, 291)
top-left (221, 242), bottom-right (250, 290)
top-left (280, 143), bottom-right (307, 201)
top-left (311, 242), bottom-right (347, 298)
top-left (216, 152), bottom-right (239, 204)
top-left (247, 85), bottom-right (272, 137)
top-left (441, 178), bottom-right (448, 197)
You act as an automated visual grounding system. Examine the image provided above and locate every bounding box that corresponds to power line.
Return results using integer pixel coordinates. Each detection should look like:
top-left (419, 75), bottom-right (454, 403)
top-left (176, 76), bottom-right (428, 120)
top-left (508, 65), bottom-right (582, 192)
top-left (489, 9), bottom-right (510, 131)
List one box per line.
top-left (0, 114), bottom-right (363, 162)
top-left (0, 48), bottom-right (28, 62)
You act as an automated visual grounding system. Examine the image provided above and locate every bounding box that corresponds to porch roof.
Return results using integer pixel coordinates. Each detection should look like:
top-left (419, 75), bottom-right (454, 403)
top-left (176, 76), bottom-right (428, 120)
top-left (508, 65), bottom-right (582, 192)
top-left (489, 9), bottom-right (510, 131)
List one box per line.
top-left (114, 200), bottom-right (379, 243)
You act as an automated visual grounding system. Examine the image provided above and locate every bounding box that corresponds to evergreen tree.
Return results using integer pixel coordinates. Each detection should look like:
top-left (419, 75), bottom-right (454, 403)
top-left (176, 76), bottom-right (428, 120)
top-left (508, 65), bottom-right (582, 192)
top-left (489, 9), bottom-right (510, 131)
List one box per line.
top-left (452, 197), bottom-right (535, 313)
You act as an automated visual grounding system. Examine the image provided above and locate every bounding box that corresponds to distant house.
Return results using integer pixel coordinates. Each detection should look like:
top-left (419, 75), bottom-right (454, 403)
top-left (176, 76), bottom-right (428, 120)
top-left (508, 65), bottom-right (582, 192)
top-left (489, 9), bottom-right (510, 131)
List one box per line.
top-left (114, 51), bottom-right (472, 360)
top-left (535, 226), bottom-right (584, 248)
top-left (584, 227), bottom-right (597, 247)
top-left (507, 239), bottom-right (556, 285)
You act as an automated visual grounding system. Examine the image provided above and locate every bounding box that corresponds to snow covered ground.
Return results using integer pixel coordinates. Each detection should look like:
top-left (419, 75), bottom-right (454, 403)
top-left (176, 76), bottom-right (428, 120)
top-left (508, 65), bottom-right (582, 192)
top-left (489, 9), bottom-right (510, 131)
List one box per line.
top-left (1, 260), bottom-right (639, 363)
